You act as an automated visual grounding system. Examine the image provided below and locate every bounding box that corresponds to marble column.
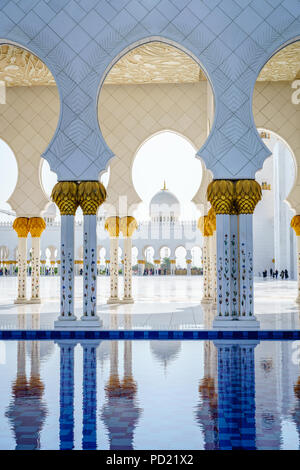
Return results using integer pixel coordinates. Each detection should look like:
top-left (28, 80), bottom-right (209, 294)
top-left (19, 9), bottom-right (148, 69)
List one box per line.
top-left (198, 215), bottom-right (213, 303)
top-left (105, 259), bottom-right (110, 275)
top-left (170, 259), bottom-right (176, 275)
top-left (154, 260), bottom-right (160, 275)
top-left (40, 260), bottom-right (46, 276)
top-left (56, 340), bottom-right (77, 450)
top-left (52, 182), bottom-right (78, 324)
top-left (105, 217), bottom-right (120, 303)
top-left (211, 231), bottom-right (217, 305)
top-left (120, 217), bottom-right (138, 303)
top-left (214, 340), bottom-right (258, 450)
top-left (291, 216), bottom-right (300, 303)
top-left (207, 180), bottom-right (261, 328)
top-left (186, 259), bottom-right (192, 275)
top-left (13, 217), bottom-right (29, 304)
top-left (28, 217), bottom-right (46, 304)
top-left (137, 260), bottom-right (145, 276)
top-left (78, 181), bottom-right (106, 325)
top-left (57, 260), bottom-right (60, 276)
top-left (207, 208), bottom-right (217, 305)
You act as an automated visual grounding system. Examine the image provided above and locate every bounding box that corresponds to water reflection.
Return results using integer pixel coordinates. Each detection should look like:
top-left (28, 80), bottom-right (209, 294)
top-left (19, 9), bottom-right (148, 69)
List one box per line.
top-left (196, 336), bottom-right (218, 449)
top-left (4, 335), bottom-right (300, 450)
top-left (101, 313), bottom-right (142, 450)
top-left (215, 341), bottom-right (258, 450)
top-left (5, 312), bottom-right (47, 450)
top-left (6, 338), bottom-right (47, 450)
top-left (57, 340), bottom-right (76, 450)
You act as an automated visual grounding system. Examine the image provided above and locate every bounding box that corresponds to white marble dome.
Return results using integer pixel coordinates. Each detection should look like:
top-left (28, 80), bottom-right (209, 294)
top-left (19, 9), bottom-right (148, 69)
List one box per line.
top-left (149, 182), bottom-right (180, 222)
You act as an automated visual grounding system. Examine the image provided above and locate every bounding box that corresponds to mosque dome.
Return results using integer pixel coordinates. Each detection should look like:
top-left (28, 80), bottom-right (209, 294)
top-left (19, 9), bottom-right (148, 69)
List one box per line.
top-left (149, 181), bottom-right (180, 222)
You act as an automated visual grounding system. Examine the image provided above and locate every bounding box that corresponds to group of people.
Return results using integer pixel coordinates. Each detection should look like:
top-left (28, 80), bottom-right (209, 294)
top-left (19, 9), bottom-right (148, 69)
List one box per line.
top-left (261, 268), bottom-right (289, 279)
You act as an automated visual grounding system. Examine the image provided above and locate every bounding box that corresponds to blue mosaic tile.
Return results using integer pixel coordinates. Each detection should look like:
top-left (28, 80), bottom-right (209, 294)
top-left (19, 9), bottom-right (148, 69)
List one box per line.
top-left (1, 329), bottom-right (300, 341)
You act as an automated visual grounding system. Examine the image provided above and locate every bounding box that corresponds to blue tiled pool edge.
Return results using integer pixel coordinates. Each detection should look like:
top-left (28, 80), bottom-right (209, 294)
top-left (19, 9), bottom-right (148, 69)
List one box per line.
top-left (1, 329), bottom-right (300, 340)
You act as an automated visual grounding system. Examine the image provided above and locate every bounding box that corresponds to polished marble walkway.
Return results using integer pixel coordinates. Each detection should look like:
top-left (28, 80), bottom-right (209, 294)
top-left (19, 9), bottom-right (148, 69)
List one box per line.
top-left (0, 276), bottom-right (299, 330)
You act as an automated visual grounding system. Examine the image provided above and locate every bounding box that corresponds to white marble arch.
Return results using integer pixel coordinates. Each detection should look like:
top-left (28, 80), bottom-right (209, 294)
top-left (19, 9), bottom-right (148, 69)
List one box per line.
top-left (253, 76), bottom-right (300, 213)
top-left (98, 80), bottom-right (210, 215)
top-left (0, 3), bottom-right (298, 182)
top-left (0, 43), bottom-right (60, 218)
top-left (253, 129), bottom-right (297, 278)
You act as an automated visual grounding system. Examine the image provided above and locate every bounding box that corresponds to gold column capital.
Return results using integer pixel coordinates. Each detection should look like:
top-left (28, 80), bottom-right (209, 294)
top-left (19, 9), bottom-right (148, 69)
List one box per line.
top-left (207, 179), bottom-right (261, 215)
top-left (291, 215), bottom-right (300, 235)
top-left (105, 216), bottom-right (120, 237)
top-left (13, 217), bottom-right (29, 238)
top-left (235, 179), bottom-right (262, 214)
top-left (51, 181), bottom-right (79, 216)
top-left (28, 217), bottom-right (46, 237)
top-left (120, 216), bottom-right (138, 237)
top-left (78, 181), bottom-right (106, 215)
top-left (207, 180), bottom-right (235, 214)
top-left (198, 215), bottom-right (214, 236)
top-left (207, 207), bottom-right (216, 231)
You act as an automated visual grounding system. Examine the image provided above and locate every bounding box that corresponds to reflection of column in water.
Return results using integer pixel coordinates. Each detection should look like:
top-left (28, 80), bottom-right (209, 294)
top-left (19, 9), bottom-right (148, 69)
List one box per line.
top-left (6, 340), bottom-right (47, 450)
top-left (196, 337), bottom-right (218, 449)
top-left (214, 341), bottom-right (258, 450)
top-left (293, 376), bottom-right (300, 449)
top-left (57, 340), bottom-right (76, 450)
top-left (81, 341), bottom-right (99, 450)
top-left (101, 339), bottom-right (141, 450)
top-left (255, 341), bottom-right (282, 449)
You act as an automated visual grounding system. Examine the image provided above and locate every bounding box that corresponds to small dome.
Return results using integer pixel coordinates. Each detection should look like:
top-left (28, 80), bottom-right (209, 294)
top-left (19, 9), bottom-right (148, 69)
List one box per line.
top-left (149, 181), bottom-right (180, 221)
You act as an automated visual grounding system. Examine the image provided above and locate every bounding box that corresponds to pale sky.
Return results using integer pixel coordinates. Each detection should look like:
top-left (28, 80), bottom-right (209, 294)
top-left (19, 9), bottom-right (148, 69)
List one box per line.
top-left (132, 131), bottom-right (202, 220)
top-left (0, 131), bottom-right (203, 221)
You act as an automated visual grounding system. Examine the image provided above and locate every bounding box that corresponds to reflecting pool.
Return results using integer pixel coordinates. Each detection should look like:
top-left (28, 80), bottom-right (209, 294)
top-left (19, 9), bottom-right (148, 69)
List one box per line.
top-left (0, 339), bottom-right (300, 450)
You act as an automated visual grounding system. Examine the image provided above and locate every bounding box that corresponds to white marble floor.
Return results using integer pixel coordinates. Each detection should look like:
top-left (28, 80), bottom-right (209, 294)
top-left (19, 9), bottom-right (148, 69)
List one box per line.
top-left (0, 275), bottom-right (299, 330)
